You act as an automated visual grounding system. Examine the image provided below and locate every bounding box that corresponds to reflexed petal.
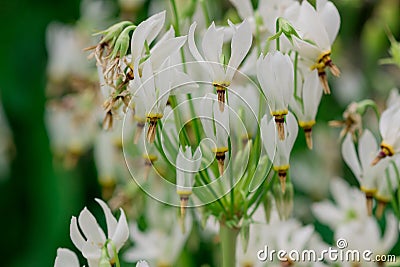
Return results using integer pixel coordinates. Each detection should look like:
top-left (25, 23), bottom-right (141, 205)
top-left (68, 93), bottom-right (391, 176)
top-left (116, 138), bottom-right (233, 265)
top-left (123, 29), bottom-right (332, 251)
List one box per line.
top-left (312, 201), bottom-right (343, 228)
top-left (188, 22), bottom-right (205, 63)
top-left (225, 20), bottom-right (252, 82)
top-left (286, 112), bottom-right (299, 151)
top-left (261, 115), bottom-right (276, 161)
top-left (150, 36), bottom-right (187, 70)
top-left (229, 0), bottom-right (253, 19)
top-left (202, 22), bottom-right (225, 81)
top-left (78, 208), bottom-right (106, 245)
top-left (70, 217), bottom-right (85, 251)
top-left (341, 133), bottom-right (362, 181)
top-left (302, 70), bottom-right (322, 120)
top-left (95, 198), bottom-right (117, 239)
top-left (358, 130), bottom-right (378, 171)
top-left (136, 260), bottom-right (150, 267)
top-left (111, 209), bottom-right (129, 251)
top-left (54, 248), bottom-right (80, 267)
top-left (316, 0), bottom-right (340, 45)
top-left (145, 11), bottom-right (166, 44)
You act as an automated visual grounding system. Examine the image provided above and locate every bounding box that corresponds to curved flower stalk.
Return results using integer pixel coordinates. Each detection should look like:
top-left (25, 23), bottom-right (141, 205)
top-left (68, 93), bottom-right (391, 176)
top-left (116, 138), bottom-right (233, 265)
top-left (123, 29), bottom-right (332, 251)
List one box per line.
top-left (70, 198), bottom-right (129, 267)
top-left (188, 19), bottom-right (252, 111)
top-left (257, 51), bottom-right (294, 140)
top-left (261, 112), bottom-right (298, 192)
top-left (334, 213), bottom-right (398, 266)
top-left (176, 146), bottom-right (202, 227)
top-left (373, 103), bottom-right (400, 165)
top-left (342, 130), bottom-right (390, 215)
top-left (292, 0), bottom-right (340, 94)
top-left (290, 69), bottom-right (323, 149)
top-left (312, 178), bottom-right (368, 230)
top-left (199, 93), bottom-right (230, 176)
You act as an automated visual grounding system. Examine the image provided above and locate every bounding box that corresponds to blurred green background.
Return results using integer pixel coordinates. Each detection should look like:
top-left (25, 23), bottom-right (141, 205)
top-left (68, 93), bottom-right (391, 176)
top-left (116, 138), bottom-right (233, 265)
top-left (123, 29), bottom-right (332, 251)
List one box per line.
top-left (0, 0), bottom-right (399, 266)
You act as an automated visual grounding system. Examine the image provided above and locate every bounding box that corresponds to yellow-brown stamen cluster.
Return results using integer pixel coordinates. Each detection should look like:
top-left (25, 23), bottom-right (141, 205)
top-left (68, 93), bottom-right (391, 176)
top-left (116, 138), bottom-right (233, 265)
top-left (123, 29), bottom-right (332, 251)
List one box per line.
top-left (371, 142), bottom-right (394, 166)
top-left (311, 51), bottom-right (340, 94)
top-left (146, 113), bottom-right (163, 143)
top-left (271, 110), bottom-right (288, 140)
top-left (212, 147), bottom-right (229, 176)
top-left (214, 83), bottom-right (229, 112)
top-left (273, 165), bottom-right (290, 193)
top-left (360, 187), bottom-right (377, 216)
top-left (299, 120), bottom-right (316, 149)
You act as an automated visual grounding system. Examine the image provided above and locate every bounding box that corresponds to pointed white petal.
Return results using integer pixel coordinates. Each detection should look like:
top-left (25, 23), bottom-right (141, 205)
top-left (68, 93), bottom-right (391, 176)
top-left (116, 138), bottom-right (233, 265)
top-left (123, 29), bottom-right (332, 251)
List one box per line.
top-left (78, 208), bottom-right (106, 245)
top-left (110, 209), bottom-right (129, 251)
top-left (225, 20), bottom-right (253, 82)
top-left (358, 130), bottom-right (378, 171)
top-left (317, 0), bottom-right (340, 45)
top-left (54, 248), bottom-right (80, 267)
top-left (70, 217), bottom-right (85, 252)
top-left (150, 36), bottom-right (187, 70)
top-left (229, 0), bottom-right (253, 19)
top-left (95, 198), bottom-right (117, 239)
top-left (341, 133), bottom-right (362, 181)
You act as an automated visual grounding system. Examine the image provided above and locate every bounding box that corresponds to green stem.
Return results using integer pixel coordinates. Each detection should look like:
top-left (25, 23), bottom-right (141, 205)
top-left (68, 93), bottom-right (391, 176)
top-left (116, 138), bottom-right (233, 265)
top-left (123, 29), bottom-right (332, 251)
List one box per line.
top-left (275, 19), bottom-right (280, 51)
top-left (219, 222), bottom-right (239, 267)
top-left (170, 0), bottom-right (187, 71)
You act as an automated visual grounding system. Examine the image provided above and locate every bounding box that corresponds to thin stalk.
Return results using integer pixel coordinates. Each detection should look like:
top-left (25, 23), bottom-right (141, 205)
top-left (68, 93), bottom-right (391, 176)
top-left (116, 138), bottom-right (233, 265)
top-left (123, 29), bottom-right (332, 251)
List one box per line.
top-left (170, 0), bottom-right (187, 72)
top-left (275, 18), bottom-right (280, 51)
top-left (219, 222), bottom-right (239, 267)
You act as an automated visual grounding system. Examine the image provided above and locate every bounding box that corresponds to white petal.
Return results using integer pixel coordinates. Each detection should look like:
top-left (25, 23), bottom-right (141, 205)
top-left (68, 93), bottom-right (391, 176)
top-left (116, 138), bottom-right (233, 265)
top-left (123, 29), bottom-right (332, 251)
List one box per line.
top-left (261, 115), bottom-right (276, 161)
top-left (341, 133), bottom-right (362, 181)
top-left (54, 248), bottom-right (80, 267)
top-left (312, 201), bottom-right (342, 229)
top-left (229, 0), bottom-right (253, 19)
top-left (78, 208), bottom-right (106, 245)
top-left (95, 198), bottom-right (118, 239)
top-left (110, 209), bottom-right (129, 251)
top-left (145, 11), bottom-right (166, 44)
top-left (317, 0), bottom-right (340, 45)
top-left (150, 36), bottom-right (187, 70)
top-left (302, 70), bottom-right (322, 120)
top-left (202, 22), bottom-right (225, 81)
top-left (358, 130), bottom-right (378, 171)
top-left (188, 22), bottom-right (205, 63)
top-left (225, 20), bottom-right (253, 82)
top-left (136, 260), bottom-right (150, 267)
top-left (70, 217), bottom-right (85, 252)
top-left (286, 112), bottom-right (299, 151)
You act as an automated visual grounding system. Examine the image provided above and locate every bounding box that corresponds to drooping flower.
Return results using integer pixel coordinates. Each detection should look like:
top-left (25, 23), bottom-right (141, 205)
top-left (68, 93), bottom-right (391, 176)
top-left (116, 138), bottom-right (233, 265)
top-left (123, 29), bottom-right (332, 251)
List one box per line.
top-left (372, 103), bottom-right (400, 165)
top-left (312, 178), bottom-right (368, 230)
top-left (261, 112), bottom-right (298, 192)
top-left (329, 101), bottom-right (363, 140)
top-left (292, 0), bottom-right (340, 94)
top-left (290, 68), bottom-right (323, 149)
top-left (257, 51), bottom-right (294, 140)
top-left (70, 198), bottom-right (129, 267)
top-left (342, 130), bottom-right (389, 215)
top-left (176, 146), bottom-right (202, 225)
top-left (132, 58), bottom-right (171, 143)
top-left (188, 19), bottom-right (252, 111)
top-left (199, 93), bottom-right (230, 176)
top-left (334, 213), bottom-right (398, 266)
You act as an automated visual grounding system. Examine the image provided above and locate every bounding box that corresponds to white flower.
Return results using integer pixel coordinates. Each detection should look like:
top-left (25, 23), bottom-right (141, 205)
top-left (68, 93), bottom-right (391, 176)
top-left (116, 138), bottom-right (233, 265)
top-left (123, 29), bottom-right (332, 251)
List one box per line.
top-left (176, 146), bottom-right (202, 196)
top-left (132, 58), bottom-right (171, 143)
top-left (199, 93), bottom-right (230, 175)
top-left (257, 51), bottom-right (294, 140)
top-left (54, 248), bottom-right (80, 267)
top-left (374, 103), bottom-right (400, 164)
top-left (312, 178), bottom-right (368, 230)
top-left (188, 19), bottom-right (252, 109)
top-left (290, 68), bottom-right (323, 149)
top-left (292, 0), bottom-right (341, 94)
top-left (334, 213), bottom-right (398, 266)
top-left (261, 112), bottom-right (298, 192)
top-left (136, 260), bottom-right (150, 267)
top-left (342, 130), bottom-right (391, 215)
top-left (70, 198), bottom-right (129, 267)
top-left (124, 216), bottom-right (192, 266)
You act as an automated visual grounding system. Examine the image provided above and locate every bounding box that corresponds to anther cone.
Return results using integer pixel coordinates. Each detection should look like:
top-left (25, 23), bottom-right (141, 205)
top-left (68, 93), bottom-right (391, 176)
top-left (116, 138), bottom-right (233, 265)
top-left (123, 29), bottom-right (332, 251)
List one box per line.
top-left (375, 201), bottom-right (387, 219)
top-left (304, 129), bottom-right (313, 150)
top-left (318, 72), bottom-right (331, 95)
top-left (278, 171), bottom-right (287, 193)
